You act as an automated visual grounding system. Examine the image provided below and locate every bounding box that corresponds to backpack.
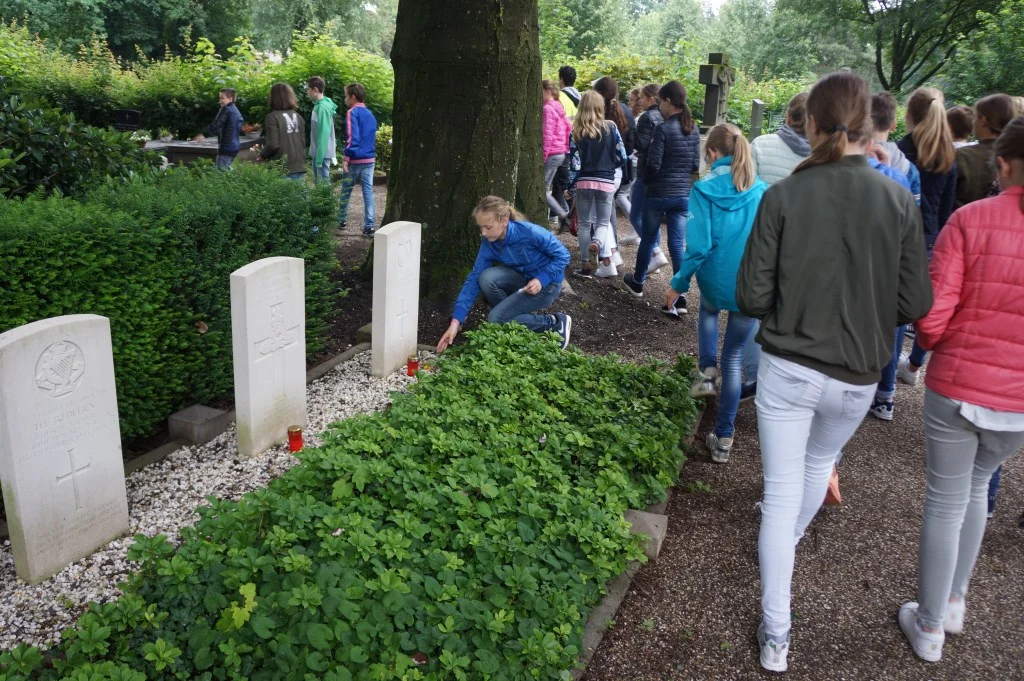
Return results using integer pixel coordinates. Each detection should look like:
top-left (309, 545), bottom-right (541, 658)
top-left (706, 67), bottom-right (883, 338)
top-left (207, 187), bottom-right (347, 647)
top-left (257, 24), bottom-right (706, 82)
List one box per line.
top-left (561, 88), bottom-right (581, 107)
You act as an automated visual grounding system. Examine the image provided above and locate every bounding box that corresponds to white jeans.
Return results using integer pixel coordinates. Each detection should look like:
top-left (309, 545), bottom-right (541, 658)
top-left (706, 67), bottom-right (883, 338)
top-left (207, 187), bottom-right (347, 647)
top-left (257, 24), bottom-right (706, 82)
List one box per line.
top-left (756, 353), bottom-right (874, 638)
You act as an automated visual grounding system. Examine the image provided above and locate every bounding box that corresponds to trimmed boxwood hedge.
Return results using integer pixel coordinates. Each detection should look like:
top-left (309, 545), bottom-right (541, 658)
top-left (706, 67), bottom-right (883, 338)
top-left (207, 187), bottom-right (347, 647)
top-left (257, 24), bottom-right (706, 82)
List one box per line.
top-left (0, 164), bottom-right (338, 439)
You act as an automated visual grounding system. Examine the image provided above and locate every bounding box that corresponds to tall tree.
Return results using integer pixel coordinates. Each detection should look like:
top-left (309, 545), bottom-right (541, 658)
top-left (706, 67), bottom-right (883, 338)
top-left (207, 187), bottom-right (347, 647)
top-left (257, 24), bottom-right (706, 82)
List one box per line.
top-left (385, 0), bottom-right (545, 299)
top-left (562, 0), bottom-right (628, 57)
top-left (941, 0), bottom-right (1024, 102)
top-left (780, 0), bottom-right (1001, 92)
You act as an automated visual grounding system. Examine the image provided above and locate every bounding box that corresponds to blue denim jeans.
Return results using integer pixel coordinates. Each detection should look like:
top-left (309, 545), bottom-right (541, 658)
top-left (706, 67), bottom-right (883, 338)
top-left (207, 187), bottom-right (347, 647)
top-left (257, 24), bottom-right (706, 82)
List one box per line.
top-left (286, 171), bottom-right (306, 181)
top-left (339, 161), bottom-right (376, 231)
top-left (634, 194), bottom-right (686, 284)
top-left (743, 321), bottom-right (762, 386)
top-left (988, 465), bottom-right (1002, 515)
top-left (699, 303), bottom-right (758, 438)
top-left (312, 160), bottom-right (331, 183)
top-left (629, 175), bottom-right (645, 237)
top-left (478, 266), bottom-right (560, 333)
top-left (215, 154), bottom-right (235, 170)
top-left (895, 325), bottom-right (928, 370)
top-left (877, 327), bottom-right (903, 400)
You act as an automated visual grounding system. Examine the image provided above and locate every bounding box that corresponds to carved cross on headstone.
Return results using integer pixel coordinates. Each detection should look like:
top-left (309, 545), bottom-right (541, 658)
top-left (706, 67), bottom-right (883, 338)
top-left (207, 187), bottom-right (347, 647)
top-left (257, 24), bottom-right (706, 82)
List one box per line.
top-left (699, 53), bottom-right (736, 132)
top-left (55, 447), bottom-right (90, 512)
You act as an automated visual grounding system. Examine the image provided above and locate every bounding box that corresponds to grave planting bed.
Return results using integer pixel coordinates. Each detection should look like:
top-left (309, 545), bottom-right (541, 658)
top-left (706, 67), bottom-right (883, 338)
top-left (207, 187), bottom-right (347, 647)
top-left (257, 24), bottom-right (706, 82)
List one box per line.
top-left (0, 324), bottom-right (698, 680)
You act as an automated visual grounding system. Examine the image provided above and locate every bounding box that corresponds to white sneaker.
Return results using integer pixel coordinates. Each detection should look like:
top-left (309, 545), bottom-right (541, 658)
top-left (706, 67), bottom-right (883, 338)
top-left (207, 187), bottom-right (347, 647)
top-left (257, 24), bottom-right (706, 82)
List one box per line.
top-left (898, 602), bottom-right (944, 662)
top-left (647, 250), bottom-right (669, 274)
top-left (595, 261), bottom-right (618, 278)
top-left (944, 598), bottom-right (965, 635)
top-left (619, 233), bottom-right (641, 246)
top-left (897, 356), bottom-right (920, 385)
top-left (689, 367), bottom-right (717, 398)
top-left (611, 250), bottom-right (624, 267)
top-left (757, 620), bottom-right (789, 673)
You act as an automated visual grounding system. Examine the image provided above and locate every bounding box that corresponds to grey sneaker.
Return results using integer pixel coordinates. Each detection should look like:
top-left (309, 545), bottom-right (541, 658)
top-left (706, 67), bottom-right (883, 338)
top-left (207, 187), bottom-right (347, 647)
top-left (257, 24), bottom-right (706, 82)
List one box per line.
top-left (554, 313), bottom-right (572, 350)
top-left (707, 433), bottom-right (733, 463)
top-left (757, 620), bottom-right (789, 673)
top-left (689, 367), bottom-right (717, 398)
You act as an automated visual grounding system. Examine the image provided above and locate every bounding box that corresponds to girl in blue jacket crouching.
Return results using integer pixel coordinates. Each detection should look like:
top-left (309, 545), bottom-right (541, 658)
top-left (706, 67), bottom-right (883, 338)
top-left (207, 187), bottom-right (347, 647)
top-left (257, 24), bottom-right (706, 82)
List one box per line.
top-left (436, 196), bottom-right (573, 353)
top-left (664, 123), bottom-right (767, 463)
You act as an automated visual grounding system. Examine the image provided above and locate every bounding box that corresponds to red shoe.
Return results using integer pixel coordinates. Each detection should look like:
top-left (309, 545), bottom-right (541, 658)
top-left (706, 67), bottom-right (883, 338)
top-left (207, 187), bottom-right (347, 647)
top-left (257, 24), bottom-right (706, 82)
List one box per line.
top-left (824, 467), bottom-right (842, 506)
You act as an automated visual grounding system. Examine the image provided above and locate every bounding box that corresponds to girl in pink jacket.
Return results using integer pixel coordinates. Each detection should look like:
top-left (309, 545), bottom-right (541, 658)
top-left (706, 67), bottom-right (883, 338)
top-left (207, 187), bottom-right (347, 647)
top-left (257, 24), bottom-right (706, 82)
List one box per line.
top-left (899, 116), bottom-right (1024, 664)
top-left (542, 80), bottom-right (572, 226)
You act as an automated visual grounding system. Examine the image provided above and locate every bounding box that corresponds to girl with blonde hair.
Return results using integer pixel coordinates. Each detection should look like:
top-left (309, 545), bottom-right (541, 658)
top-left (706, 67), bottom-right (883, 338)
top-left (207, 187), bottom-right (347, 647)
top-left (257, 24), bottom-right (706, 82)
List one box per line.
top-left (665, 123), bottom-right (767, 463)
top-left (568, 90), bottom-right (627, 278)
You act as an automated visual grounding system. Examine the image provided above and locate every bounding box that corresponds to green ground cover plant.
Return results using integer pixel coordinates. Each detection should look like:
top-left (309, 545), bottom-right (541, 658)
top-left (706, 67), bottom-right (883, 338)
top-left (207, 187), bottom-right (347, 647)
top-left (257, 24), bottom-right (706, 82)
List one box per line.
top-left (0, 324), bottom-right (698, 680)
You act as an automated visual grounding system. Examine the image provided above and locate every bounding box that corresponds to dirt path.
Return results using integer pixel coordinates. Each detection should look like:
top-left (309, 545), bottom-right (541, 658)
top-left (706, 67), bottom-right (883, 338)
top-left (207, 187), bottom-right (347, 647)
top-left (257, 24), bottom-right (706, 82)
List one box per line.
top-left (335, 189), bottom-right (1024, 680)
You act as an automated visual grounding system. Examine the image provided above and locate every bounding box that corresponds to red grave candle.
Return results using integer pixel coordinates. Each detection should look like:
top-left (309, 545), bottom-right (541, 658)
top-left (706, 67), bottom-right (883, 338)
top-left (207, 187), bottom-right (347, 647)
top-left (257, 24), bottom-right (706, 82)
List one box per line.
top-left (287, 425), bottom-right (303, 452)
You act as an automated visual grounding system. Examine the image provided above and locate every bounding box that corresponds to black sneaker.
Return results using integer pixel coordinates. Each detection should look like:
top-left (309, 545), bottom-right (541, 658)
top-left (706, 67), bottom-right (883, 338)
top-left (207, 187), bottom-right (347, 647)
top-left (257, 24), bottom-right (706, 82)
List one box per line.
top-left (740, 381), bottom-right (757, 403)
top-left (338, 221), bottom-right (348, 231)
top-left (363, 229), bottom-right (374, 238)
top-left (621, 273), bottom-right (644, 297)
top-left (675, 296), bottom-right (688, 314)
top-left (660, 305), bottom-right (680, 318)
top-left (573, 266), bottom-right (594, 280)
top-left (554, 313), bottom-right (572, 349)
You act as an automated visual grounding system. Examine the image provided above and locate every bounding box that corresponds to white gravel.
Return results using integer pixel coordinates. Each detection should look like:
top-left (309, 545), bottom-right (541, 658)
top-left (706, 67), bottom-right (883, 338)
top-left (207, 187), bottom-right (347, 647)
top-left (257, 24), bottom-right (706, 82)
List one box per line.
top-left (0, 349), bottom-right (424, 652)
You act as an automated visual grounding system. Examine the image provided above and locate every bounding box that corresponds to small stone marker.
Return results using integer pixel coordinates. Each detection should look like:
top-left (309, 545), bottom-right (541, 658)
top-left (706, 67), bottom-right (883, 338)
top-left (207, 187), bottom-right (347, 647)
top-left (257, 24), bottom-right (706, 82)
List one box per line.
top-left (0, 314), bottom-right (129, 584)
top-left (750, 98), bottom-right (766, 140)
top-left (624, 509), bottom-right (669, 560)
top-left (371, 221), bottom-right (422, 377)
top-left (231, 257), bottom-right (307, 458)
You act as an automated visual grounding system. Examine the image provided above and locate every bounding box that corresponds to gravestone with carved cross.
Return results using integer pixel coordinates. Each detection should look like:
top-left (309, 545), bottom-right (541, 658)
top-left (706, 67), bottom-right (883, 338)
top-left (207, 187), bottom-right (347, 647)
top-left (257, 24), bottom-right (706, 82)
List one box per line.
top-left (371, 222), bottom-right (422, 377)
top-left (0, 315), bottom-right (130, 583)
top-left (698, 53), bottom-right (736, 133)
top-left (230, 257), bottom-right (307, 459)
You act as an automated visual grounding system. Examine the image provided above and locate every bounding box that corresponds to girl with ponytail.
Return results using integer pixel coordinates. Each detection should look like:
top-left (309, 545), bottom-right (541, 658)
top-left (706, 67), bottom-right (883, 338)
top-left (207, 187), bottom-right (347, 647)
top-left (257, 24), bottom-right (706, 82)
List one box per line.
top-left (894, 88), bottom-right (958, 386)
top-left (736, 71), bottom-right (933, 673)
top-left (955, 93), bottom-right (1015, 207)
top-left (898, 116), bottom-right (1024, 664)
top-left (664, 123), bottom-right (766, 463)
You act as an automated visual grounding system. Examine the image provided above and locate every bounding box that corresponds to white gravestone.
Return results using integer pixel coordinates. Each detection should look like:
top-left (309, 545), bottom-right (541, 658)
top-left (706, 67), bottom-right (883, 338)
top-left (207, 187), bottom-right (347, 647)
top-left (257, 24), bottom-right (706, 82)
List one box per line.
top-left (0, 315), bottom-right (129, 584)
top-left (231, 256), bottom-right (307, 459)
top-left (371, 221), bottom-right (422, 377)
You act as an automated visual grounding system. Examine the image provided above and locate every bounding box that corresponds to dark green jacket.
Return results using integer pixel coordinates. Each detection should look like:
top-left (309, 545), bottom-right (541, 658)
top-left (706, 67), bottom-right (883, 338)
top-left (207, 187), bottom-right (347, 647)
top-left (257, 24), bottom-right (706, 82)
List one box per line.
top-left (259, 110), bottom-right (307, 174)
top-left (737, 155), bottom-right (933, 385)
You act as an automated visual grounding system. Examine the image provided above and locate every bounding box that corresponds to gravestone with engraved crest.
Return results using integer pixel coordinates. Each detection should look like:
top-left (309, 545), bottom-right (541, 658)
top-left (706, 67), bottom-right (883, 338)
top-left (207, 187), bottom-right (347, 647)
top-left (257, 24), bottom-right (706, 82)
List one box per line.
top-left (371, 221), bottom-right (422, 377)
top-left (0, 314), bottom-right (130, 584)
top-left (230, 256), bottom-right (307, 458)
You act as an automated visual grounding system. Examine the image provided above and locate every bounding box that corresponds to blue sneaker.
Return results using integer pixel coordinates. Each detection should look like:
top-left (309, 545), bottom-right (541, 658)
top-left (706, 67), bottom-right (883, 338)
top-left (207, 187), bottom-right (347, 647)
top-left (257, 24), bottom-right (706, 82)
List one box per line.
top-left (554, 313), bottom-right (572, 350)
top-left (869, 398), bottom-right (894, 421)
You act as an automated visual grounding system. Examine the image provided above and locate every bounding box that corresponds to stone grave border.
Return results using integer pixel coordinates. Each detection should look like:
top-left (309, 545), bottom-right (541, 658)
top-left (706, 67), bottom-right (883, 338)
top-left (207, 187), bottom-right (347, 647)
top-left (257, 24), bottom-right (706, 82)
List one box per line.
top-left (573, 404), bottom-right (706, 680)
top-left (1, 345), bottom-right (705, 681)
top-left (0, 341), bottom-right (433, 541)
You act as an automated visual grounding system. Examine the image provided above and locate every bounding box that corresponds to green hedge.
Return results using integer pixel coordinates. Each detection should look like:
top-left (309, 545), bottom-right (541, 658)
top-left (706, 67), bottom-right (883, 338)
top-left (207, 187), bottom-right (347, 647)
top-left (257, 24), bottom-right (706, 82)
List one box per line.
top-left (0, 324), bottom-right (698, 681)
top-left (0, 25), bottom-right (394, 138)
top-left (0, 164), bottom-right (338, 438)
top-left (0, 83), bottom-right (163, 198)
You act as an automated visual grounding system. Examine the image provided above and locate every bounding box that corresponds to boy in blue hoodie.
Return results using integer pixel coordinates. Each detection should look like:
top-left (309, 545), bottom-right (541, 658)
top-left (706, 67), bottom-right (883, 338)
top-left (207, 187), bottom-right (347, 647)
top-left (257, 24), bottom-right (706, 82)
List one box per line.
top-left (305, 76), bottom-right (338, 184)
top-left (196, 88), bottom-right (243, 170)
top-left (338, 82), bottom-right (379, 236)
top-left (664, 124), bottom-right (767, 463)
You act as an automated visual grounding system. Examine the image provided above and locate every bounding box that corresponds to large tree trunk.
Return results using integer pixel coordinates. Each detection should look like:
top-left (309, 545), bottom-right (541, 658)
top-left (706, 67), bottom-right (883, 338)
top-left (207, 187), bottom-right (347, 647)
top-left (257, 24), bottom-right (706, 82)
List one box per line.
top-left (384, 0), bottom-right (546, 301)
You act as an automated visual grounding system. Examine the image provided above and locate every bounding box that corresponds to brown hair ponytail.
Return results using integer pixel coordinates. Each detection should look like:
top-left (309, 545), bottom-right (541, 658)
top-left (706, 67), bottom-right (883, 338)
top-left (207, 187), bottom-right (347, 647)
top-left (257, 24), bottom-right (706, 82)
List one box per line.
top-left (594, 77), bottom-right (629, 137)
top-left (706, 123), bottom-right (756, 191)
top-left (905, 87), bottom-right (955, 174)
top-left (658, 80), bottom-right (694, 136)
top-left (994, 116), bottom-right (1024, 215)
top-left (794, 72), bottom-right (871, 174)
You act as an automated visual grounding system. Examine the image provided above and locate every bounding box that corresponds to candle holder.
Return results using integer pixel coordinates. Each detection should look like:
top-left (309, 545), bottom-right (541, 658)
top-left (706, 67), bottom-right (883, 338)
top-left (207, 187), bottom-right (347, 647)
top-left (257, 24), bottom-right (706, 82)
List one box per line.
top-left (407, 353), bottom-right (419, 376)
top-left (287, 425), bottom-right (303, 452)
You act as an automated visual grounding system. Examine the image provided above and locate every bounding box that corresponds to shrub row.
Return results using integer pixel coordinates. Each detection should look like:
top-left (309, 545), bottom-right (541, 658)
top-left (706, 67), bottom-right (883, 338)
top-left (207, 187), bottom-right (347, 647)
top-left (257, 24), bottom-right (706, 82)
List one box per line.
top-left (0, 25), bottom-right (394, 138)
top-left (0, 324), bottom-right (698, 680)
top-left (0, 164), bottom-right (338, 438)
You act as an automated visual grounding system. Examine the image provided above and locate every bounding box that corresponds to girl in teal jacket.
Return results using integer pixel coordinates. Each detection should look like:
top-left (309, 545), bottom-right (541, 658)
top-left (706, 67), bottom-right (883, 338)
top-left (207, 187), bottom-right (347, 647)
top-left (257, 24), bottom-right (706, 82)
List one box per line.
top-left (664, 123), bottom-right (768, 462)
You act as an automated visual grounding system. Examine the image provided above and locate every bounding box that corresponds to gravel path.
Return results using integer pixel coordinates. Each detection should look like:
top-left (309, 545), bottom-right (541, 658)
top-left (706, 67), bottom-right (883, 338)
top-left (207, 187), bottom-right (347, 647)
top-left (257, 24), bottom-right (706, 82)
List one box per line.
top-left (0, 351), bottom-right (418, 652)
top-left (583, 324), bottom-right (1024, 679)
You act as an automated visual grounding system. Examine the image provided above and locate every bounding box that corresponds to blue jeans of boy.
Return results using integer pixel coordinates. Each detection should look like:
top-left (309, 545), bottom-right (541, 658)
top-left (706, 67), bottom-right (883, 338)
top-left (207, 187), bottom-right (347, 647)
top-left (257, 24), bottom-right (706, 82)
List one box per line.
top-left (634, 195), bottom-right (686, 285)
top-left (699, 303), bottom-right (757, 438)
top-left (215, 154), bottom-right (235, 170)
top-left (339, 161), bottom-right (376, 232)
top-left (478, 266), bottom-right (560, 333)
top-left (313, 160), bottom-right (331, 183)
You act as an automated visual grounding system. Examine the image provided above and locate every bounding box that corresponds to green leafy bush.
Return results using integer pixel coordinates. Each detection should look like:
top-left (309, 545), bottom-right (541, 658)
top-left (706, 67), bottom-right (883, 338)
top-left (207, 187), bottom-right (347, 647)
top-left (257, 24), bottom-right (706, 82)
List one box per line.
top-left (0, 165), bottom-right (337, 438)
top-left (1, 325), bottom-right (698, 680)
top-left (0, 24), bottom-right (394, 139)
top-left (375, 124), bottom-right (393, 176)
top-left (0, 86), bottom-right (163, 198)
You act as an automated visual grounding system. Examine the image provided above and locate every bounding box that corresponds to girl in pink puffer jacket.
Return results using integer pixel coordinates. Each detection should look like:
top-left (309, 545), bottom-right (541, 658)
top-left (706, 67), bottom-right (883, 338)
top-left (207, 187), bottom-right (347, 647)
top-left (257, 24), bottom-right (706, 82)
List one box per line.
top-left (542, 80), bottom-right (572, 223)
top-left (898, 116), bottom-right (1024, 665)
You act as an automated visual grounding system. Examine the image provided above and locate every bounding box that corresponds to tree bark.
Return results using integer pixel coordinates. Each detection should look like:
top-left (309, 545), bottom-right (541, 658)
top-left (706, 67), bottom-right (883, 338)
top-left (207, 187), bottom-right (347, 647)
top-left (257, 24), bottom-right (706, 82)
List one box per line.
top-left (385, 0), bottom-right (546, 302)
